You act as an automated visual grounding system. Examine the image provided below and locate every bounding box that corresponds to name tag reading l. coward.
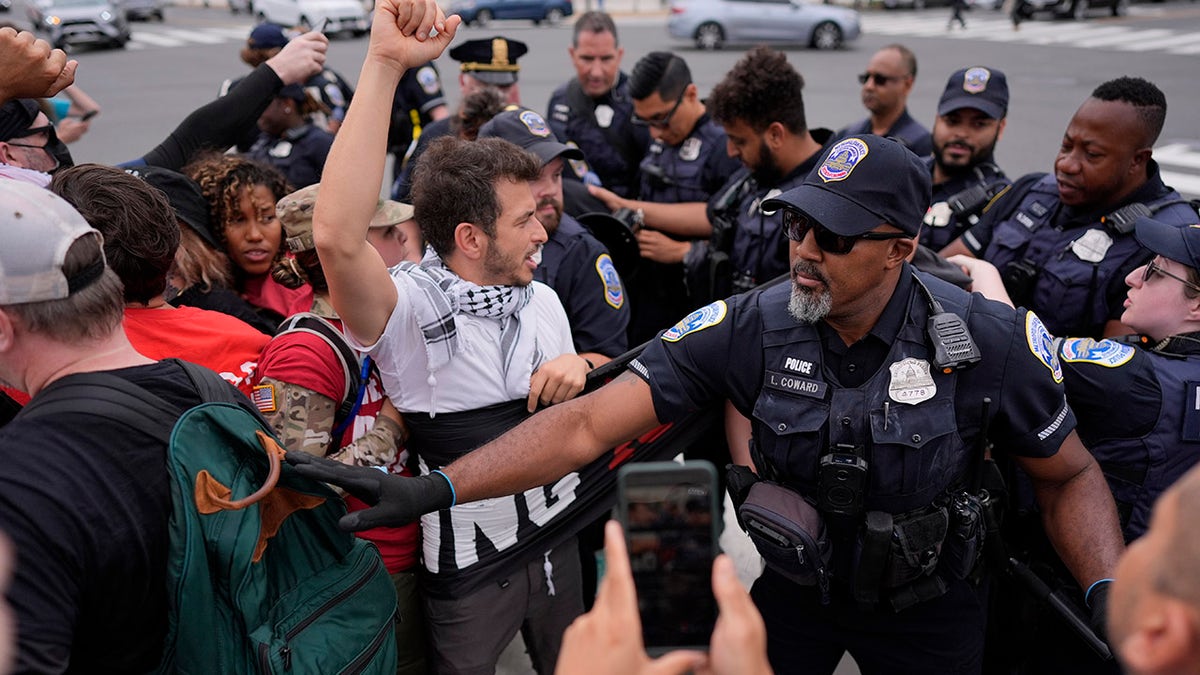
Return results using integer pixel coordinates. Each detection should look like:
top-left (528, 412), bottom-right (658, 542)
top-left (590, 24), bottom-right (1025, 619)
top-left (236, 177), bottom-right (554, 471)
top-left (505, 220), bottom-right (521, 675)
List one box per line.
top-left (765, 370), bottom-right (828, 399)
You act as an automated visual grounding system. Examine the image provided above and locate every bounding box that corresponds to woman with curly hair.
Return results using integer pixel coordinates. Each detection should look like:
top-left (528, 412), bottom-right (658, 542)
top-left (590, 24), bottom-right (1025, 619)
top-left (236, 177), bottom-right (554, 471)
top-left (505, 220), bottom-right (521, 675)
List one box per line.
top-left (184, 153), bottom-right (312, 327)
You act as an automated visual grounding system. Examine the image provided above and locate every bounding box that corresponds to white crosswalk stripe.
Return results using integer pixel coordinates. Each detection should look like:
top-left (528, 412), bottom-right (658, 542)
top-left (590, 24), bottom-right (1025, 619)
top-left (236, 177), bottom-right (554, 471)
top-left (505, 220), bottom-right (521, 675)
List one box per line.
top-left (1156, 142), bottom-right (1200, 201)
top-left (858, 14), bottom-right (1200, 56)
top-left (125, 23), bottom-right (257, 49)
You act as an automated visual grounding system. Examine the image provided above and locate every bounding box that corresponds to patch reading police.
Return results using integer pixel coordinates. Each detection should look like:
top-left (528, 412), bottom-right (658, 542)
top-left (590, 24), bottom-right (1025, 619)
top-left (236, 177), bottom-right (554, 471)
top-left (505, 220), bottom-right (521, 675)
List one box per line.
top-left (595, 254), bottom-right (624, 309)
top-left (519, 109), bottom-right (551, 137)
top-left (1026, 312), bottom-right (1063, 383)
top-left (417, 65), bottom-right (440, 95)
top-left (594, 104), bottom-right (614, 128)
top-left (818, 138), bottom-right (869, 183)
top-left (1070, 229), bottom-right (1113, 264)
top-left (962, 67), bottom-right (991, 94)
top-left (782, 356), bottom-right (816, 376)
top-left (765, 370), bottom-right (828, 399)
top-left (679, 137), bottom-right (702, 162)
top-left (1058, 337), bottom-right (1135, 367)
top-left (661, 300), bottom-right (727, 342)
top-left (888, 357), bottom-right (937, 405)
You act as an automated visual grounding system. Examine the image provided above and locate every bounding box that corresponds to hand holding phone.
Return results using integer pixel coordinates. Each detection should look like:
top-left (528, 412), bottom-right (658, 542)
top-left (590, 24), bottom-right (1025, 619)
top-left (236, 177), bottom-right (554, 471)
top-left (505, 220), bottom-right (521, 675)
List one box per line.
top-left (78, 110), bottom-right (98, 122)
top-left (616, 460), bottom-right (719, 655)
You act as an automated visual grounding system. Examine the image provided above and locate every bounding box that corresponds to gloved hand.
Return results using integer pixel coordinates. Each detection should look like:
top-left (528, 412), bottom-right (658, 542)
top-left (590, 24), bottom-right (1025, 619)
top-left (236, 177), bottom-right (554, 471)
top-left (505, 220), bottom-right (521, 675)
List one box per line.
top-left (286, 451), bottom-right (454, 531)
top-left (725, 464), bottom-right (760, 531)
top-left (1086, 578), bottom-right (1112, 645)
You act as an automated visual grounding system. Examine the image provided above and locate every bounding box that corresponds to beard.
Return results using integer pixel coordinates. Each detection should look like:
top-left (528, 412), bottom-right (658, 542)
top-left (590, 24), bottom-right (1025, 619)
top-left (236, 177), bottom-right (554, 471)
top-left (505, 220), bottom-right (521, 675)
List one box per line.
top-left (932, 134), bottom-right (999, 180)
top-left (788, 261), bottom-right (832, 324)
top-left (536, 196), bottom-right (563, 236)
top-left (750, 139), bottom-right (783, 187)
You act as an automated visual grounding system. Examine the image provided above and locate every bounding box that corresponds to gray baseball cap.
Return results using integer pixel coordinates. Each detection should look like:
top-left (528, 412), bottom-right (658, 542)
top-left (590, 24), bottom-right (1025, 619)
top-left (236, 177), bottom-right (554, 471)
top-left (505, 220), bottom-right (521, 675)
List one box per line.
top-left (0, 181), bottom-right (106, 305)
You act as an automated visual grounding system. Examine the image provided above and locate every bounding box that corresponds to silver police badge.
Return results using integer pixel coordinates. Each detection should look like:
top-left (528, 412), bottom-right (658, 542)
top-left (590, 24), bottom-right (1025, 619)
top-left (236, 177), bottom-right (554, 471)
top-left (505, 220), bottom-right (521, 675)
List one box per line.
top-left (594, 104), bottom-right (615, 128)
top-left (269, 141), bottom-right (293, 158)
top-left (1070, 229), bottom-right (1113, 263)
top-left (888, 357), bottom-right (937, 405)
top-left (924, 201), bottom-right (954, 228)
top-left (679, 137), bottom-right (702, 162)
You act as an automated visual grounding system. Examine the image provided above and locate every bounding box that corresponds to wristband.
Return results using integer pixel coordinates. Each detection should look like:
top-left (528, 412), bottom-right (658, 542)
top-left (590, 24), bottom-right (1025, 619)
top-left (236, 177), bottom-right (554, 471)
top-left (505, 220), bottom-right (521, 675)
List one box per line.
top-left (432, 470), bottom-right (457, 507)
top-left (1085, 578), bottom-right (1113, 607)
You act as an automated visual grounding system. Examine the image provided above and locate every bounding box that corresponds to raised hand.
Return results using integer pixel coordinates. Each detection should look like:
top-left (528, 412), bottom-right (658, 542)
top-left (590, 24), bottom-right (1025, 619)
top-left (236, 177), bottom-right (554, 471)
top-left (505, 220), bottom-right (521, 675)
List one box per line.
top-left (0, 27), bottom-right (77, 100)
top-left (366, 0), bottom-right (462, 73)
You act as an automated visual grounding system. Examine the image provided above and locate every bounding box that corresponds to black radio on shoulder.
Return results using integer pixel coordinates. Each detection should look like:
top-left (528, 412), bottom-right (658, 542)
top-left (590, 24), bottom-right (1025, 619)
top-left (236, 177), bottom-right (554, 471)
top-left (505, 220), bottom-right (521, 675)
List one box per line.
top-left (818, 444), bottom-right (868, 517)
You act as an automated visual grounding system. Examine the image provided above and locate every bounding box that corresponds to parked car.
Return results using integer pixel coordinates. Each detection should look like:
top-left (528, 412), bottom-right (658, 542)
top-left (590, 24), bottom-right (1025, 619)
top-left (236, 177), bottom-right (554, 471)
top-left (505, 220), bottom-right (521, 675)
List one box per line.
top-left (252, 0), bottom-right (369, 34)
top-left (0, 0), bottom-right (11, 13)
top-left (668, 0), bottom-right (860, 50)
top-left (27, 0), bottom-right (130, 49)
top-left (1025, 0), bottom-right (1127, 18)
top-left (117, 0), bottom-right (164, 20)
top-left (448, 0), bottom-right (573, 27)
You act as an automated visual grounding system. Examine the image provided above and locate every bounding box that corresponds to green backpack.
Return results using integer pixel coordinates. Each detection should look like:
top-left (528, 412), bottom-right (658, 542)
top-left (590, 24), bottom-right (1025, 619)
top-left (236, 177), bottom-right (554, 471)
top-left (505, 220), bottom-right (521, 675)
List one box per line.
top-left (28, 360), bottom-right (398, 674)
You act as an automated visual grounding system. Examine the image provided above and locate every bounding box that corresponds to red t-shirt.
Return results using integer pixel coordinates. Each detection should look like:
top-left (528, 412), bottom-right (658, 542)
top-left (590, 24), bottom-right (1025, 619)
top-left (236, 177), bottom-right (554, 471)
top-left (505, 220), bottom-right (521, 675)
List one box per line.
top-left (242, 275), bottom-right (313, 323)
top-left (253, 320), bottom-right (420, 574)
top-left (123, 306), bottom-right (269, 395)
top-left (3, 386), bottom-right (30, 405)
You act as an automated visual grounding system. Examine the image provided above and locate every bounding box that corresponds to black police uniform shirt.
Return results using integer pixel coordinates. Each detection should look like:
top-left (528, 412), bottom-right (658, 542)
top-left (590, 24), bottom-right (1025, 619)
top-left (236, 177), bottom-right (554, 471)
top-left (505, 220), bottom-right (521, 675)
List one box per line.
top-left (834, 109), bottom-right (933, 159)
top-left (391, 115), bottom-right (453, 201)
top-left (1057, 333), bottom-right (1200, 541)
top-left (961, 160), bottom-right (1198, 338)
top-left (246, 123), bottom-right (334, 189)
top-left (548, 71), bottom-right (651, 199)
top-left (218, 69), bottom-right (353, 151)
top-left (533, 213), bottom-right (630, 357)
top-left (630, 266), bottom-right (1073, 515)
top-left (387, 61), bottom-right (446, 155)
top-left (638, 113), bottom-right (742, 205)
top-left (919, 156), bottom-right (1010, 252)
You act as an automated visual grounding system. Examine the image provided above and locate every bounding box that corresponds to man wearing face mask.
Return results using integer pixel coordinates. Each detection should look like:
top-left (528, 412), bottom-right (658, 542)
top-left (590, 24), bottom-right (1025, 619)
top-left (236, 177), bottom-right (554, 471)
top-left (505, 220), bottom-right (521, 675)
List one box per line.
top-left (0, 98), bottom-right (73, 186)
top-left (920, 67), bottom-right (1011, 253)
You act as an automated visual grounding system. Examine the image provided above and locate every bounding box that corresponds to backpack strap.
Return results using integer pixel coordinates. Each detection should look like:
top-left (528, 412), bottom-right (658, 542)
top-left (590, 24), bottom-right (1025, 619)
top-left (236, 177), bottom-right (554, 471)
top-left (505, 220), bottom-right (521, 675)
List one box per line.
top-left (274, 313), bottom-right (365, 433)
top-left (21, 372), bottom-right (179, 442)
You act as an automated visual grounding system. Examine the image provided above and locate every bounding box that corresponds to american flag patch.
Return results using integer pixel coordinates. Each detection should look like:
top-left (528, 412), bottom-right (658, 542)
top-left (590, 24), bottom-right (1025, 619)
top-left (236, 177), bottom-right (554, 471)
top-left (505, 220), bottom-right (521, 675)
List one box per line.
top-left (251, 384), bottom-right (276, 413)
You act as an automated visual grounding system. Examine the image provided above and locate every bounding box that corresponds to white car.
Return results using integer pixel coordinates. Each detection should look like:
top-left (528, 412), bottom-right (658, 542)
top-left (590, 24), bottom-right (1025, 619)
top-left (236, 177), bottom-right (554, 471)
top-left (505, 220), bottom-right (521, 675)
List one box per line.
top-left (252, 0), bottom-right (369, 34)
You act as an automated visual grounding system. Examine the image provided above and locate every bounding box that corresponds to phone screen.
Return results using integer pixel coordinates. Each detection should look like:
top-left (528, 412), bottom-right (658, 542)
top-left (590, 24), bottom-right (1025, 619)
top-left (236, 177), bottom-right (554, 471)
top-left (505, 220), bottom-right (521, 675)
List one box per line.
top-left (618, 462), bottom-right (718, 653)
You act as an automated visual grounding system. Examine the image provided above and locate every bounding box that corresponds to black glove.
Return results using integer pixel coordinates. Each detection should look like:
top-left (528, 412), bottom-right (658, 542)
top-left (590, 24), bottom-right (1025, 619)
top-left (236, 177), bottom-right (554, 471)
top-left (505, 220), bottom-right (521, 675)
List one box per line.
top-left (725, 463), bottom-right (760, 531)
top-left (1086, 578), bottom-right (1112, 645)
top-left (286, 451), bottom-right (454, 531)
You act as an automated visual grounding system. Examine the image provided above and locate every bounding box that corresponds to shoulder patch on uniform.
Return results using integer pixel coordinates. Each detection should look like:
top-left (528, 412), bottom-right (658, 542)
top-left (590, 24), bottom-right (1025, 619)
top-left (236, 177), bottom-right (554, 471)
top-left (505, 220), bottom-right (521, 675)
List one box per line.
top-left (1025, 312), bottom-right (1063, 383)
top-left (416, 66), bottom-right (440, 95)
top-left (662, 301), bottom-right (727, 343)
top-left (1058, 338), bottom-right (1135, 367)
top-left (595, 253), bottom-right (624, 309)
top-left (251, 384), bottom-right (277, 413)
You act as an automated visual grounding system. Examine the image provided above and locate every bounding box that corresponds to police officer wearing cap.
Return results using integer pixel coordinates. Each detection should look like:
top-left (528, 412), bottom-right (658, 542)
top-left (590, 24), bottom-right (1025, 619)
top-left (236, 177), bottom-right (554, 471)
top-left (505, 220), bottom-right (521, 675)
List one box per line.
top-left (479, 108), bottom-right (630, 363)
top-left (920, 66), bottom-right (1012, 253)
top-left (585, 51), bottom-right (742, 344)
top-left (293, 134), bottom-right (1125, 675)
top-left (392, 36), bottom-right (527, 200)
top-left (941, 76), bottom-right (1199, 339)
top-left (246, 83), bottom-right (335, 189)
top-left (547, 12), bottom-right (650, 200)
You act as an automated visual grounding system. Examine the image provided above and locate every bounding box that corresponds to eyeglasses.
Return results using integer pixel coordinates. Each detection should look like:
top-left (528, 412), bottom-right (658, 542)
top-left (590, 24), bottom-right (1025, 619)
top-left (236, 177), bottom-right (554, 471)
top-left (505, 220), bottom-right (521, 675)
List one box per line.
top-left (782, 208), bottom-right (911, 255)
top-left (1142, 258), bottom-right (1200, 293)
top-left (5, 124), bottom-right (61, 171)
top-left (857, 71), bottom-right (904, 87)
top-left (632, 88), bottom-right (687, 128)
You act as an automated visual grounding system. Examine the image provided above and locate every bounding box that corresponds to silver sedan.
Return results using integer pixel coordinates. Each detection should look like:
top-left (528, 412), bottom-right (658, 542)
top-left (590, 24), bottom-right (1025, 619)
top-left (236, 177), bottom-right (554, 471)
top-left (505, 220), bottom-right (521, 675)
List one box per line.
top-left (668, 0), bottom-right (861, 50)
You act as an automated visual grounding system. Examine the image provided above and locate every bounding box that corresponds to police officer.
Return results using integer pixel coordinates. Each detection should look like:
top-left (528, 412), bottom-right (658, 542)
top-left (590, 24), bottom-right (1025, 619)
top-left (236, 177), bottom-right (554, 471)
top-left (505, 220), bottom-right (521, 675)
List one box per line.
top-left (291, 134), bottom-right (1125, 675)
top-left (1057, 216), bottom-right (1200, 542)
top-left (586, 51), bottom-right (742, 344)
top-left (387, 59), bottom-right (448, 184)
top-left (547, 12), bottom-right (650, 199)
top-left (921, 66), bottom-right (1011, 253)
top-left (695, 47), bottom-right (830, 303)
top-left (245, 83), bottom-right (334, 189)
top-left (392, 36), bottom-right (527, 200)
top-left (833, 45), bottom-right (932, 157)
top-left (479, 108), bottom-right (630, 364)
top-left (942, 76), bottom-right (1199, 339)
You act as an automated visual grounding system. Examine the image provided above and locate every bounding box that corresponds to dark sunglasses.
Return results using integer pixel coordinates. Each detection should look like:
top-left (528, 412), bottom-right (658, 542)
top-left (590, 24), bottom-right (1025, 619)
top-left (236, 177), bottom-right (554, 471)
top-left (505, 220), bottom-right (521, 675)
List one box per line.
top-left (782, 208), bottom-right (911, 255)
top-left (857, 71), bottom-right (903, 87)
top-left (4, 125), bottom-right (61, 171)
top-left (632, 88), bottom-right (687, 128)
top-left (1143, 258), bottom-right (1200, 293)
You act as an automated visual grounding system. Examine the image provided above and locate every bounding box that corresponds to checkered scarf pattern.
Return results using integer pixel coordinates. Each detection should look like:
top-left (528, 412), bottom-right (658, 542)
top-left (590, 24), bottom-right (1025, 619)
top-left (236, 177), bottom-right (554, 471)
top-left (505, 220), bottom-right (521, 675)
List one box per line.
top-left (392, 251), bottom-right (534, 380)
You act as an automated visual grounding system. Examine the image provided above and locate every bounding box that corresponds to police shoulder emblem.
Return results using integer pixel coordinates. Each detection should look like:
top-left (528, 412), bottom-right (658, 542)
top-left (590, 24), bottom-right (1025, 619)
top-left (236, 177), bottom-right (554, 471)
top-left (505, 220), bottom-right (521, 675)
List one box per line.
top-left (520, 110), bottom-right (552, 137)
top-left (1059, 337), bottom-right (1135, 368)
top-left (662, 301), bottom-right (728, 343)
top-left (679, 137), bottom-right (702, 162)
top-left (1025, 312), bottom-right (1063, 383)
top-left (818, 138), bottom-right (869, 183)
top-left (417, 66), bottom-right (440, 95)
top-left (962, 67), bottom-right (991, 94)
top-left (595, 254), bottom-right (624, 309)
